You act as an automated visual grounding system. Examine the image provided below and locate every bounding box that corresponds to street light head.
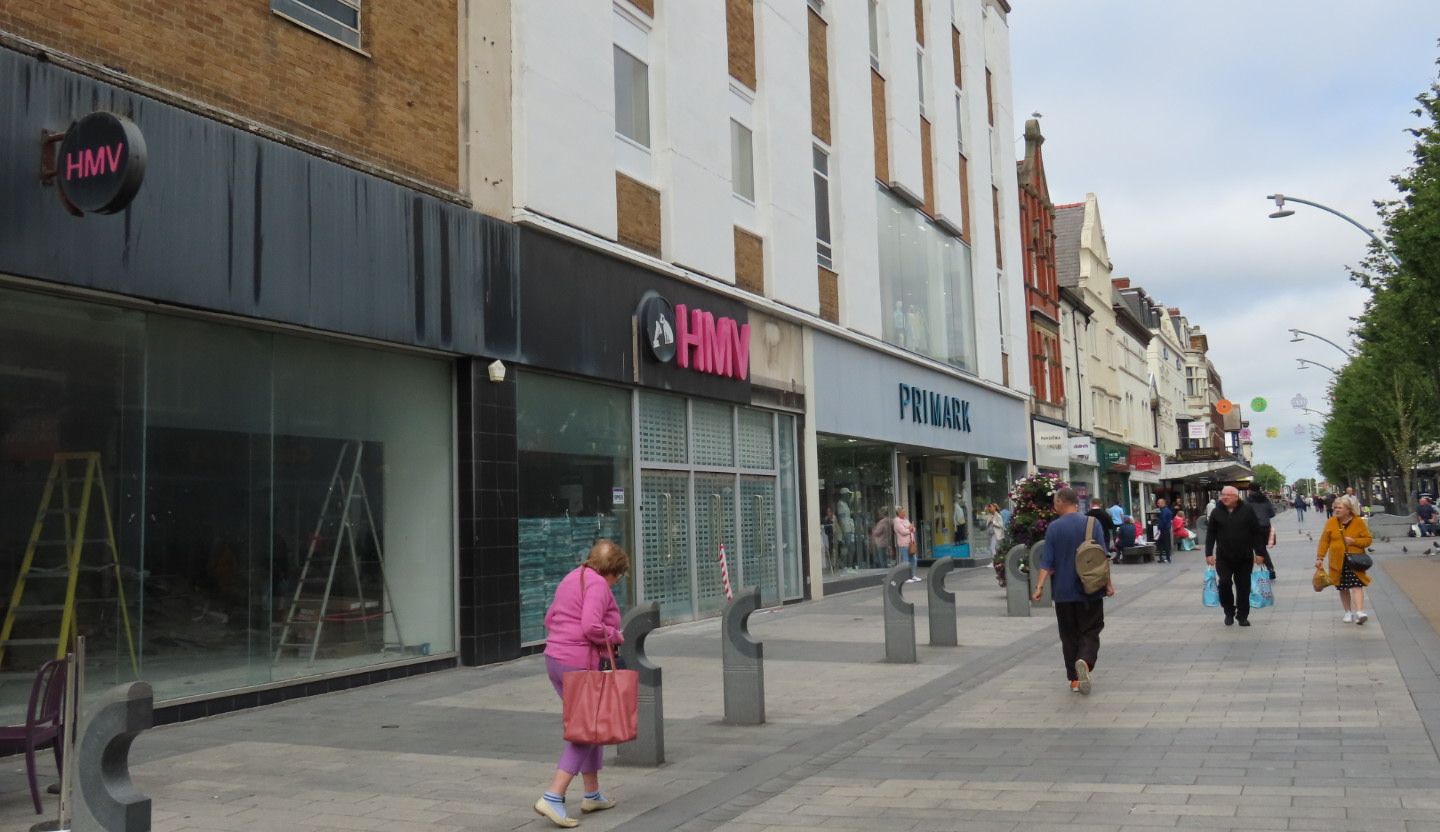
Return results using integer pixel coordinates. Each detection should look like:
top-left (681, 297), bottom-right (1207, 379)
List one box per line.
top-left (1267, 194), bottom-right (1294, 219)
top-left (1269, 209), bottom-right (1295, 219)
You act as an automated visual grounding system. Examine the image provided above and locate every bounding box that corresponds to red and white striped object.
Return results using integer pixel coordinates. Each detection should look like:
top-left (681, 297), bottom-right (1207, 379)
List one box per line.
top-left (718, 543), bottom-right (734, 601)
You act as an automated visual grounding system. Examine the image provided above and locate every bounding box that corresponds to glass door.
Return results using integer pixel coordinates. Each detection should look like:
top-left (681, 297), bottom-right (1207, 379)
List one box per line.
top-left (693, 473), bottom-right (736, 617)
top-left (740, 476), bottom-right (780, 604)
top-left (639, 470), bottom-right (693, 621)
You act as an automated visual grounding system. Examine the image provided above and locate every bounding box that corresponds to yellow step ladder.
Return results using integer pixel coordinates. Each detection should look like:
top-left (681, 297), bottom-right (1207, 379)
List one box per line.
top-left (0, 453), bottom-right (138, 676)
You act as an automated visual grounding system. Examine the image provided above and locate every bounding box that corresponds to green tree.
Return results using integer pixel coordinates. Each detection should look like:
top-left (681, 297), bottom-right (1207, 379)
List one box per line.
top-left (1250, 463), bottom-right (1286, 493)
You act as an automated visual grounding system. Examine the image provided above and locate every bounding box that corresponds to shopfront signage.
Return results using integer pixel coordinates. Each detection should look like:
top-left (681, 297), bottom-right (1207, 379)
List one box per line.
top-left (1128, 447), bottom-right (1162, 472)
top-left (1187, 422), bottom-right (1208, 439)
top-left (1068, 436), bottom-right (1095, 462)
top-left (898, 384), bottom-right (971, 432)
top-left (1033, 421), bottom-right (1069, 470)
top-left (635, 294), bottom-right (749, 381)
top-left (1097, 439), bottom-right (1129, 471)
top-left (53, 112), bottom-right (147, 215)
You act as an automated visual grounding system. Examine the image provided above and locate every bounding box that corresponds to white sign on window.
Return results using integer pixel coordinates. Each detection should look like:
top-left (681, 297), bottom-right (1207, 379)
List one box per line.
top-left (1033, 421), bottom-right (1069, 470)
top-left (1187, 422), bottom-right (1208, 439)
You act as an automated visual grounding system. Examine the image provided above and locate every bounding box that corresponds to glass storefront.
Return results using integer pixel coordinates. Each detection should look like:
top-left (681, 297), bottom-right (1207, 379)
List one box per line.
top-left (817, 437), bottom-right (897, 576)
top-left (0, 288), bottom-right (455, 715)
top-left (636, 392), bottom-right (802, 622)
top-left (516, 373), bottom-right (633, 644)
top-left (968, 457), bottom-right (1017, 559)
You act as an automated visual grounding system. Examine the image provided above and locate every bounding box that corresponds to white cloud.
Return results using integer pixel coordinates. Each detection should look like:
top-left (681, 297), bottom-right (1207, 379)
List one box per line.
top-left (1010, 0), bottom-right (1440, 479)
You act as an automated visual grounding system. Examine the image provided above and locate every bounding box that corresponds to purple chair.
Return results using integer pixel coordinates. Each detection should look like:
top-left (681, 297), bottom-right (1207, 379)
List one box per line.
top-left (0, 659), bottom-right (66, 814)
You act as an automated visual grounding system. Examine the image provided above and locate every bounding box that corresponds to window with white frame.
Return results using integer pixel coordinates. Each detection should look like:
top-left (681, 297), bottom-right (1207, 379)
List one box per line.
top-left (954, 92), bottom-right (965, 153)
top-left (916, 48), bottom-right (927, 116)
top-left (813, 145), bottom-right (834, 269)
top-left (614, 45), bottom-right (651, 148)
top-left (731, 119), bottom-right (755, 202)
top-left (272, 0), bottom-right (361, 49)
top-left (867, 0), bottom-right (881, 69)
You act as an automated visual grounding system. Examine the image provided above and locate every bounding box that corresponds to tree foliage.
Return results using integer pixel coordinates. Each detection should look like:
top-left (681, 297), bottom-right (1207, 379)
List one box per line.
top-left (1318, 56), bottom-right (1440, 509)
top-left (1250, 463), bottom-right (1286, 493)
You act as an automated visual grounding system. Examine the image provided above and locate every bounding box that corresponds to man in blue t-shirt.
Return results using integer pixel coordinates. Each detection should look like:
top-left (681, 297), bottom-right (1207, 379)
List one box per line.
top-left (1033, 487), bottom-right (1116, 695)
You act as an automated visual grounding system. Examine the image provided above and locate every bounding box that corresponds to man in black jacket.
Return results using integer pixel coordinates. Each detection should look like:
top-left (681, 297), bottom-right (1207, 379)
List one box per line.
top-left (1205, 485), bottom-right (1265, 626)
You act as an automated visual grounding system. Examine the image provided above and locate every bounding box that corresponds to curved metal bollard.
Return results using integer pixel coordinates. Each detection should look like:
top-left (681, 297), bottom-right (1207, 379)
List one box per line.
top-left (1029, 541), bottom-right (1053, 608)
top-left (927, 556), bottom-right (958, 647)
top-left (617, 602), bottom-right (664, 766)
top-left (1004, 544), bottom-right (1031, 617)
top-left (73, 682), bottom-right (152, 832)
top-left (722, 587), bottom-right (765, 725)
top-left (883, 562), bottom-right (917, 663)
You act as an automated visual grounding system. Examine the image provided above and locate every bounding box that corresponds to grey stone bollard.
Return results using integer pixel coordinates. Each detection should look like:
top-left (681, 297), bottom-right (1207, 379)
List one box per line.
top-left (1004, 544), bottom-right (1031, 617)
top-left (1029, 542), bottom-right (1053, 608)
top-left (926, 556), bottom-right (958, 647)
top-left (617, 602), bottom-right (664, 766)
top-left (883, 562), bottom-right (916, 663)
top-left (72, 682), bottom-right (152, 832)
top-left (722, 587), bottom-right (765, 725)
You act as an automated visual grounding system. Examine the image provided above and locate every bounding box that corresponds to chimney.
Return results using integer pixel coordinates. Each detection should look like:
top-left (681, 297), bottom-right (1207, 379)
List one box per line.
top-left (1168, 307), bottom-right (1182, 317)
top-left (1112, 278), bottom-right (1131, 289)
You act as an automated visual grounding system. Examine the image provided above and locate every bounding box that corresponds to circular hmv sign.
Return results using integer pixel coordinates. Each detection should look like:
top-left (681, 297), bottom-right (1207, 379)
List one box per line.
top-left (57, 112), bottom-right (147, 214)
top-left (637, 292), bottom-right (677, 364)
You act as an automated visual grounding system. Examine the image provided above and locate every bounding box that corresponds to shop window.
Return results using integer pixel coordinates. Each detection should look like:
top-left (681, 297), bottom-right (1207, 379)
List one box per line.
top-left (517, 374), bottom-right (634, 644)
top-left (738, 408), bottom-right (776, 470)
top-left (638, 392), bottom-right (687, 464)
top-left (776, 415), bottom-right (803, 599)
top-left (0, 288), bottom-right (455, 714)
top-left (691, 401), bottom-right (736, 467)
top-left (876, 186), bottom-right (977, 371)
top-left (817, 438), bottom-right (896, 576)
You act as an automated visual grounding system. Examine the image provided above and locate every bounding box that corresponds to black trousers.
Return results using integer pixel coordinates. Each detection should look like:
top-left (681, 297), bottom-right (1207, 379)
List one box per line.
top-left (1216, 557), bottom-right (1254, 620)
top-left (1055, 600), bottom-right (1105, 680)
top-left (1156, 530), bottom-right (1172, 560)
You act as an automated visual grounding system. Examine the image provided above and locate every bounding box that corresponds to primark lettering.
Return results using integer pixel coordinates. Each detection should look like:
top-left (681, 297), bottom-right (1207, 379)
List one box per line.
top-left (898, 383), bottom-right (972, 432)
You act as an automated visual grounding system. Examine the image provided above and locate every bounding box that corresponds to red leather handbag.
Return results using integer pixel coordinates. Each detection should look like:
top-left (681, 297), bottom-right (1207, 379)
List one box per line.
top-left (560, 571), bottom-right (638, 745)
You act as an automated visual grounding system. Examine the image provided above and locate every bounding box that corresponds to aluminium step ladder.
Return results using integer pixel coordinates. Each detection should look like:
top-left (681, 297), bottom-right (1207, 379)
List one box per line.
top-left (273, 441), bottom-right (404, 664)
top-left (0, 452), bottom-right (138, 676)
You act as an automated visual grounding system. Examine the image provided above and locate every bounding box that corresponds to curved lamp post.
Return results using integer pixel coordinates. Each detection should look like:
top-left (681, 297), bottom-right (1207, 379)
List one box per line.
top-left (1296, 358), bottom-right (1338, 376)
top-left (1288, 328), bottom-right (1355, 359)
top-left (1266, 194), bottom-right (1402, 270)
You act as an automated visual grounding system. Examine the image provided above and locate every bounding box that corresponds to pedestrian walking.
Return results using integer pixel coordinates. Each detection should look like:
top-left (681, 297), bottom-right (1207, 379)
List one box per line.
top-left (1107, 499), bottom-right (1125, 528)
top-left (1294, 494), bottom-right (1307, 525)
top-left (1247, 485), bottom-right (1277, 578)
top-left (1205, 486), bottom-right (1265, 627)
top-left (1155, 498), bottom-right (1174, 564)
top-left (534, 540), bottom-right (629, 827)
top-left (1323, 492), bottom-right (1335, 518)
top-left (1031, 487), bottom-right (1115, 695)
top-left (870, 507), bottom-right (895, 566)
top-left (893, 506), bottom-right (919, 582)
top-left (1317, 495), bottom-right (1374, 624)
top-left (984, 503), bottom-right (1006, 558)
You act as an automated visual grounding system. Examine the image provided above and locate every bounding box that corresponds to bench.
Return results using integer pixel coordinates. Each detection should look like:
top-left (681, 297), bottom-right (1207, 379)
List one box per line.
top-left (1120, 544), bottom-right (1156, 564)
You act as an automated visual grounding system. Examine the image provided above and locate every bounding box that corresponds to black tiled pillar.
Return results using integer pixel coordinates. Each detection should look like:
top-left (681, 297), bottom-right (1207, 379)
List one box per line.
top-left (457, 359), bottom-right (520, 666)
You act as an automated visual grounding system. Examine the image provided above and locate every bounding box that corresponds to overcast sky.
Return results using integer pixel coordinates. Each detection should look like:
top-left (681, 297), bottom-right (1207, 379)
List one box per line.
top-left (1010, 1), bottom-right (1440, 483)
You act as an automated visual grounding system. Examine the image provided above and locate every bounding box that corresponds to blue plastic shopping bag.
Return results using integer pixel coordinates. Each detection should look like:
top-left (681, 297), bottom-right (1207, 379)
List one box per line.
top-left (1203, 566), bottom-right (1219, 607)
top-left (1251, 568), bottom-right (1274, 609)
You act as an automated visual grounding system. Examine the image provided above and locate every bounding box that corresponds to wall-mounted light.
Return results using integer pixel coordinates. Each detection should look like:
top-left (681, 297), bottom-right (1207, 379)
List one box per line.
top-left (487, 359), bottom-right (507, 383)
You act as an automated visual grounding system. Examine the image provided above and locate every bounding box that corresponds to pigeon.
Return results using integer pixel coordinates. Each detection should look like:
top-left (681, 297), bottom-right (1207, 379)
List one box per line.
top-left (1403, 546), bottom-right (1408, 553)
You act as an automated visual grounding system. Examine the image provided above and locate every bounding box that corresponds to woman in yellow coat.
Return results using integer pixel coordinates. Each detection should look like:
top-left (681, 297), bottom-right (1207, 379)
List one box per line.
top-left (1315, 495), bottom-right (1374, 624)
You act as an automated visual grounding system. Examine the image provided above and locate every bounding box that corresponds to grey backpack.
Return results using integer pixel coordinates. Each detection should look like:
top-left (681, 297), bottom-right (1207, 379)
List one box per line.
top-left (1075, 516), bottom-right (1111, 595)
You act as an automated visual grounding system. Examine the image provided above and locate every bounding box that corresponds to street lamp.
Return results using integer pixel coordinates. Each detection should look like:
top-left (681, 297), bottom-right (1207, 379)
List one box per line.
top-left (1296, 358), bottom-right (1338, 375)
top-left (1295, 406), bottom-right (1330, 418)
top-left (1266, 193), bottom-right (1403, 270)
top-left (1288, 328), bottom-right (1355, 358)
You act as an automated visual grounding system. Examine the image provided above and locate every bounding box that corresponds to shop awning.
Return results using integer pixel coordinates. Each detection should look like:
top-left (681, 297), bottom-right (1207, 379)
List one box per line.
top-left (1160, 459), bottom-right (1253, 483)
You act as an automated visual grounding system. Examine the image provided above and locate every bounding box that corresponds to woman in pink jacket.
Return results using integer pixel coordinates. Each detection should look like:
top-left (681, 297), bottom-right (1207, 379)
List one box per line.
top-left (534, 540), bottom-right (629, 828)
top-left (893, 507), bottom-right (918, 581)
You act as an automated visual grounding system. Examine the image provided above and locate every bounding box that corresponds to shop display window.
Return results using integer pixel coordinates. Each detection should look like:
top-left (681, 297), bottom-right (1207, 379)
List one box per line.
top-left (817, 438), bottom-right (896, 576)
top-left (0, 288), bottom-right (455, 716)
top-left (517, 374), bottom-right (633, 644)
top-left (876, 187), bottom-right (978, 372)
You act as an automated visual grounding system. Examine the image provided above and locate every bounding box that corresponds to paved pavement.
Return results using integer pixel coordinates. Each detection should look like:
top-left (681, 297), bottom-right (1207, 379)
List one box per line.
top-left (3, 509), bottom-right (1440, 831)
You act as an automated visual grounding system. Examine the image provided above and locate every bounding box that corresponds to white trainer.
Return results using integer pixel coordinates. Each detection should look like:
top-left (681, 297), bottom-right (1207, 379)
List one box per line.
top-left (1355, 610), bottom-right (1368, 625)
top-left (1342, 612), bottom-right (1355, 623)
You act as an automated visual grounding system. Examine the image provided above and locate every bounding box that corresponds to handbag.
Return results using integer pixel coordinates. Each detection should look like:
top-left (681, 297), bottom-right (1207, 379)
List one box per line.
top-left (1313, 567), bottom-right (1332, 592)
top-left (1344, 551), bottom-right (1374, 571)
top-left (1250, 569), bottom-right (1273, 610)
top-left (560, 570), bottom-right (638, 745)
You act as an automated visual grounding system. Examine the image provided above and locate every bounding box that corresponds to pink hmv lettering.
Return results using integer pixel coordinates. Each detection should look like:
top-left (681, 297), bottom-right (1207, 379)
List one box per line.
top-left (64, 143), bottom-right (125, 180)
top-left (674, 304), bottom-right (750, 380)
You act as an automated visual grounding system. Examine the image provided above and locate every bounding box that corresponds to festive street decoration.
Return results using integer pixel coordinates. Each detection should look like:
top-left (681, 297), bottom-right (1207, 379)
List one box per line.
top-left (1291, 394), bottom-right (1307, 410)
top-left (1215, 399), bottom-right (1234, 415)
top-left (1266, 427), bottom-right (1279, 439)
top-left (1251, 397), bottom-right (1268, 412)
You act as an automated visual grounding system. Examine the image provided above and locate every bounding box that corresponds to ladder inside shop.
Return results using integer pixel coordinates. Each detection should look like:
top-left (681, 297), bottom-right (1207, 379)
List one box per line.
top-left (0, 452), bottom-right (138, 677)
top-left (274, 441), bottom-right (403, 665)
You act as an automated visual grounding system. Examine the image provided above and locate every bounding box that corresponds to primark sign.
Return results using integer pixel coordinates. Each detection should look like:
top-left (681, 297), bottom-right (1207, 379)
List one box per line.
top-left (898, 383), bottom-right (972, 432)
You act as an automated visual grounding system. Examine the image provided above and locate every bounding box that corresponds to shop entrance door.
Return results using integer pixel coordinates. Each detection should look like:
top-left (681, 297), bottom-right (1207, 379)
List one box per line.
top-left (694, 473), bottom-right (736, 618)
top-left (740, 476), bottom-right (780, 604)
top-left (639, 470), bottom-right (693, 621)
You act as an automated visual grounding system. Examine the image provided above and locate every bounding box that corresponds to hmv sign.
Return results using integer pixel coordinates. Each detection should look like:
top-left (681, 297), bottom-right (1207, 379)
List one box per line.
top-left (637, 292), bottom-right (750, 381)
top-left (54, 112), bottom-right (147, 215)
